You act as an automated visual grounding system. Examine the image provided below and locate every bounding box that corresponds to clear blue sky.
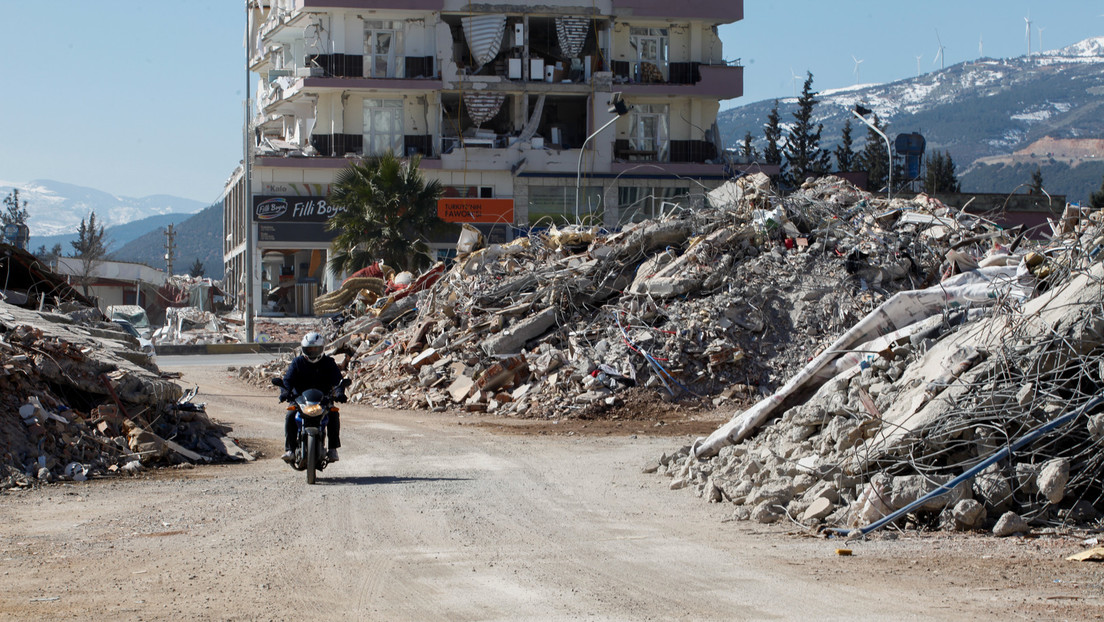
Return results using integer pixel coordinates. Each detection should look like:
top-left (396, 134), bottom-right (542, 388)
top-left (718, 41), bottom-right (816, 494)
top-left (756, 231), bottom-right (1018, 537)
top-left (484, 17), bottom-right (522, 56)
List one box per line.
top-left (0, 1), bottom-right (1100, 203)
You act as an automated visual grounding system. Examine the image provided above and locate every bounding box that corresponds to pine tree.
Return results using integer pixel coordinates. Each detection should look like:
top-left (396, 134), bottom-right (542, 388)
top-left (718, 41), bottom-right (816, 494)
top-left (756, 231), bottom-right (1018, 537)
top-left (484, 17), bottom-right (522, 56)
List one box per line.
top-left (189, 258), bottom-right (206, 277)
top-left (762, 100), bottom-right (783, 166)
top-left (834, 119), bottom-right (856, 172)
top-left (2, 189), bottom-right (29, 228)
top-left (1029, 167), bottom-right (1044, 195)
top-left (33, 243), bottom-right (62, 266)
top-left (857, 113), bottom-right (889, 192)
top-left (740, 131), bottom-right (759, 163)
top-left (70, 212), bottom-right (107, 297)
top-left (782, 72), bottom-right (830, 188)
top-left (923, 150), bottom-right (961, 194)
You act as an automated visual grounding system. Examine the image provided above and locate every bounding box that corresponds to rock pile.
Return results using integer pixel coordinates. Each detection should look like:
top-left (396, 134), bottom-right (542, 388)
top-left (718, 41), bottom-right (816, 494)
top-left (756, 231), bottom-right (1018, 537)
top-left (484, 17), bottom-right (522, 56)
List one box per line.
top-left (657, 205), bottom-right (1104, 535)
top-left (0, 302), bottom-right (251, 489)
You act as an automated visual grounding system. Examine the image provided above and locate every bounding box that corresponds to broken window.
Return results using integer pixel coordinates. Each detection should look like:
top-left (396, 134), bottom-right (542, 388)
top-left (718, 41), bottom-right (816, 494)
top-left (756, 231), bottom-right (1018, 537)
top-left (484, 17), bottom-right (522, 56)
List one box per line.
top-left (440, 94), bottom-right (513, 152)
top-left (628, 104), bottom-right (669, 162)
top-left (363, 98), bottom-right (404, 156)
top-left (364, 20), bottom-right (404, 78)
top-left (630, 27), bottom-right (668, 82)
top-left (528, 185), bottom-right (603, 226)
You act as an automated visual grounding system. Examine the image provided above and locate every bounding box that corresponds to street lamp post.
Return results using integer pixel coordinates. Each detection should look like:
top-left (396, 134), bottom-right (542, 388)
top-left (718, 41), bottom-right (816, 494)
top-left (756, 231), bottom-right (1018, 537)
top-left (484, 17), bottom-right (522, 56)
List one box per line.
top-left (852, 105), bottom-right (892, 202)
top-left (575, 93), bottom-right (632, 223)
top-left (243, 0), bottom-right (255, 342)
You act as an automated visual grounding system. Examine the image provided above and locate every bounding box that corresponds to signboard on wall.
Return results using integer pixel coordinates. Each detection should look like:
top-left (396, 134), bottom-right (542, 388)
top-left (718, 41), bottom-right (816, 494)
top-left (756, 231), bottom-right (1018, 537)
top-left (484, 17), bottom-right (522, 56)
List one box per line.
top-left (261, 182), bottom-right (331, 196)
top-left (252, 195), bottom-right (346, 223)
top-left (437, 198), bottom-right (515, 224)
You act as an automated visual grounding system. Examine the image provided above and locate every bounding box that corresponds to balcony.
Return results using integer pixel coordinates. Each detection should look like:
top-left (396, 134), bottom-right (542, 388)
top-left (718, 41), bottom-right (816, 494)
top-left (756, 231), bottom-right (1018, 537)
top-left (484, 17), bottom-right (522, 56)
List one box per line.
top-left (612, 61), bottom-right (743, 99)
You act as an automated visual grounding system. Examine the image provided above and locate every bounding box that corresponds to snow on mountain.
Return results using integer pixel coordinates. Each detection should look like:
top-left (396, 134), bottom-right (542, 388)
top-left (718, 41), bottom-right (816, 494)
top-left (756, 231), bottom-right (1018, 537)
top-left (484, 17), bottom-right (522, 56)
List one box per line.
top-left (719, 36), bottom-right (1104, 167)
top-left (0, 179), bottom-right (206, 237)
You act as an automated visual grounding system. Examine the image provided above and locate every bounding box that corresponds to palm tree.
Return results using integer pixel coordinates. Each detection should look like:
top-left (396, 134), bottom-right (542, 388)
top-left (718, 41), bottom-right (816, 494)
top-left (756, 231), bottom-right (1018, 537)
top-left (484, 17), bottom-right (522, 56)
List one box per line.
top-left (326, 152), bottom-right (444, 277)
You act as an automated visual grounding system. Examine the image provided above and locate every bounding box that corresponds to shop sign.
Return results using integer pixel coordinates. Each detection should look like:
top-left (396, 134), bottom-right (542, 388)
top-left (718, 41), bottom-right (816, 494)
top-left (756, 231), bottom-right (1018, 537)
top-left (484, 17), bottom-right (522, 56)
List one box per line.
top-left (252, 195), bottom-right (346, 223)
top-left (437, 198), bottom-right (514, 224)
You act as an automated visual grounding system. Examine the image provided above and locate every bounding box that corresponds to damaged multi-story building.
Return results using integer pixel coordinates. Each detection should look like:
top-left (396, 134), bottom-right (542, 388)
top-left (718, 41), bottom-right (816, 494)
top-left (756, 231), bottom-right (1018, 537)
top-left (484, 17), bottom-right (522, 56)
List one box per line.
top-left (223, 0), bottom-right (745, 316)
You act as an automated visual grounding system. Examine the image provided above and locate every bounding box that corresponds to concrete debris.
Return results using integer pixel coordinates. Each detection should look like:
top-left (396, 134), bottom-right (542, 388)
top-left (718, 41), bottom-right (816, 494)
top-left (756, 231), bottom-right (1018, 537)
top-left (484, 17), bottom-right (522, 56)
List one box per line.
top-left (243, 175), bottom-right (986, 424)
top-left (654, 180), bottom-right (1104, 534)
top-left (0, 301), bottom-right (252, 489)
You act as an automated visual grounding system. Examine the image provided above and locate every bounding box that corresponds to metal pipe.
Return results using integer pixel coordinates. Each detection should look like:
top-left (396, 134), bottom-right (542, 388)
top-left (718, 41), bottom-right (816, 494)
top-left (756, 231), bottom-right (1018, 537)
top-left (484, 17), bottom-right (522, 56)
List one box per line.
top-left (827, 394), bottom-right (1104, 538)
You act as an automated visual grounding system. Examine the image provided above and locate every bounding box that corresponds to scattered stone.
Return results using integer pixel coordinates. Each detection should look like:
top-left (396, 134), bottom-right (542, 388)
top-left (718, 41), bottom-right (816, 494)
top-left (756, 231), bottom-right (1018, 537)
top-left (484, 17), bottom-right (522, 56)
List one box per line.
top-left (993, 512), bottom-right (1031, 537)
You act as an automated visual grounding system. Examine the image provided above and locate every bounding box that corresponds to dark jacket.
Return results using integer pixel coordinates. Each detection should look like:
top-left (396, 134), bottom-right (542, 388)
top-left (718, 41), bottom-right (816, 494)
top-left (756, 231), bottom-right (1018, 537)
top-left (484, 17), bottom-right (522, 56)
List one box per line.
top-left (282, 354), bottom-right (343, 399)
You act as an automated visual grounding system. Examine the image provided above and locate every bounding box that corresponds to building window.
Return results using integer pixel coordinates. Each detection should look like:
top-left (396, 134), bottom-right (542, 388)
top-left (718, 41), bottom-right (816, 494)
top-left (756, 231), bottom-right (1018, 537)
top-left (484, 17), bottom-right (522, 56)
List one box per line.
top-left (617, 186), bottom-right (688, 224)
top-left (363, 98), bottom-right (404, 156)
top-left (364, 21), bottom-right (404, 78)
top-left (528, 185), bottom-right (603, 226)
top-left (629, 27), bottom-right (668, 82)
top-left (628, 104), bottom-right (669, 162)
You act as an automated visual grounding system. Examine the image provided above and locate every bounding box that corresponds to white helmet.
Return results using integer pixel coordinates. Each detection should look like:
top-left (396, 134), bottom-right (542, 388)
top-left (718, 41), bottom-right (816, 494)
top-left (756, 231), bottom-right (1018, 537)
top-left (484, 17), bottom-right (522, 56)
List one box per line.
top-left (300, 332), bottom-right (325, 363)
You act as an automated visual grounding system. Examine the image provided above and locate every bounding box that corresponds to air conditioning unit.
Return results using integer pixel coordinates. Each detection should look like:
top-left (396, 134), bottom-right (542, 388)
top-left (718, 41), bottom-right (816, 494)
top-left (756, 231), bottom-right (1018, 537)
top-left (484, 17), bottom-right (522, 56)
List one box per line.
top-left (296, 66), bottom-right (324, 77)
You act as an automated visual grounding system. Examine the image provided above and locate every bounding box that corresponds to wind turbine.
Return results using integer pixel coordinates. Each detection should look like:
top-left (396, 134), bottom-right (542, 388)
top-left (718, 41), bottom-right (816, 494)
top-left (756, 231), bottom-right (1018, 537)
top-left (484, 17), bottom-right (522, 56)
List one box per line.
top-left (1024, 15), bottom-right (1032, 55)
top-left (915, 54), bottom-right (924, 77)
top-left (979, 34), bottom-right (984, 58)
top-left (934, 31), bottom-right (946, 70)
top-left (789, 67), bottom-right (800, 98)
top-left (852, 55), bottom-right (864, 85)
top-left (1037, 26), bottom-right (1045, 54)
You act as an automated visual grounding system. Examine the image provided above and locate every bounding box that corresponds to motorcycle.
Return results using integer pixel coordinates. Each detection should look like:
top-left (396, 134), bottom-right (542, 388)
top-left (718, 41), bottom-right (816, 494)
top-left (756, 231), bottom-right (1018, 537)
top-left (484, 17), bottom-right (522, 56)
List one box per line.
top-left (272, 377), bottom-right (350, 484)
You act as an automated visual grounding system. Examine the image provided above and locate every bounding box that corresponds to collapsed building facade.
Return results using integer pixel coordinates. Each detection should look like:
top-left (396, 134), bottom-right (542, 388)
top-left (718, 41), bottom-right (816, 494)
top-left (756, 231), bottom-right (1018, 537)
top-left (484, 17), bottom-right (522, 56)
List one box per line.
top-left (223, 0), bottom-right (749, 317)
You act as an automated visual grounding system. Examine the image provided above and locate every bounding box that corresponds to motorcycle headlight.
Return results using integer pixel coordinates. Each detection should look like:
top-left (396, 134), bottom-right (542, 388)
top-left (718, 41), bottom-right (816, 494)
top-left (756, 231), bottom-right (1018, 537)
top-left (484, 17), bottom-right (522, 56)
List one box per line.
top-left (300, 403), bottom-right (323, 416)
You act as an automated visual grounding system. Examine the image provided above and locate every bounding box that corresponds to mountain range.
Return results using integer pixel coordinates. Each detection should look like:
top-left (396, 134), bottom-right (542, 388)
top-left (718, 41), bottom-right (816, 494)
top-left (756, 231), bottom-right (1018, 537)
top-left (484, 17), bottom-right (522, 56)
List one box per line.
top-left (718, 36), bottom-right (1104, 203)
top-left (1, 178), bottom-right (221, 279)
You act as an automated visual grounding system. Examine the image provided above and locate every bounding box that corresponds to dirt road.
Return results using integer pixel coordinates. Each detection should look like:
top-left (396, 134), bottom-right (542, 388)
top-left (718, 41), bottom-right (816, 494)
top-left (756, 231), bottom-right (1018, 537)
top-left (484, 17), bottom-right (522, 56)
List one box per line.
top-left (2, 365), bottom-right (1101, 621)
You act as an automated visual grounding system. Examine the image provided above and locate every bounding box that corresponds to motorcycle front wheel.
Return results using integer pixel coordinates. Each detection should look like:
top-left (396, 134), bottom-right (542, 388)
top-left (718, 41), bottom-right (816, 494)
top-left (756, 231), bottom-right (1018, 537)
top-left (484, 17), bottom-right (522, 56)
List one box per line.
top-left (305, 435), bottom-right (317, 485)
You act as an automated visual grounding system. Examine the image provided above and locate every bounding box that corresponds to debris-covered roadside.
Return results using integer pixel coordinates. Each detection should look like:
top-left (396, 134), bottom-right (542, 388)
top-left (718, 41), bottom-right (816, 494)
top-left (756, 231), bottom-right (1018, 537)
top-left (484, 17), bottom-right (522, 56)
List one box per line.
top-left (239, 172), bottom-right (1104, 535)
top-left (658, 202), bottom-right (1104, 537)
top-left (241, 174), bottom-right (1012, 420)
top-left (0, 299), bottom-right (253, 490)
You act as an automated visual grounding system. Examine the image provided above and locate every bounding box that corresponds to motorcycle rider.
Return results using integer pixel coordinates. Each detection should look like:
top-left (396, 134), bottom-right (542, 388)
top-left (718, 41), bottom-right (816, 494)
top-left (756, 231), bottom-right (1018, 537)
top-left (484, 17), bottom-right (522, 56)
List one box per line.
top-left (280, 332), bottom-right (347, 463)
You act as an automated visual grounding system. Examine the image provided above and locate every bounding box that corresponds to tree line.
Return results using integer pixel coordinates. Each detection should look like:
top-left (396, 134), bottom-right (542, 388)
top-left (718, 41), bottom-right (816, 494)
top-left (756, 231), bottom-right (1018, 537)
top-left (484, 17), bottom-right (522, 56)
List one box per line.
top-left (737, 72), bottom-right (964, 195)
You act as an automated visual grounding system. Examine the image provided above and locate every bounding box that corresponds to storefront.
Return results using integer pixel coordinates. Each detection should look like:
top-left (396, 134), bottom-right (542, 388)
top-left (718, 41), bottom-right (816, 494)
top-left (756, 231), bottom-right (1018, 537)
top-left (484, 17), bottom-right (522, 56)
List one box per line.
top-left (252, 189), bottom-right (342, 316)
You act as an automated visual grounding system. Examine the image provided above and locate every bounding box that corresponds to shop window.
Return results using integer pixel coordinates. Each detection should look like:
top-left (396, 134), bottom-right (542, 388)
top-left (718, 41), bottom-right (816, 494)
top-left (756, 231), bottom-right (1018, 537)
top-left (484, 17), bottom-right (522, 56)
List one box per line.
top-left (617, 186), bottom-right (688, 224)
top-left (528, 185), bottom-right (603, 226)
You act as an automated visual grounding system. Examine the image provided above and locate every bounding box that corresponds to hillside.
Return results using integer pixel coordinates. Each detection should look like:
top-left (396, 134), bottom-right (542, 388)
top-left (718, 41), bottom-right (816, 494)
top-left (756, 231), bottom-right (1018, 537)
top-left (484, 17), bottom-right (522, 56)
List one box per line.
top-left (111, 203), bottom-right (225, 280)
top-left (28, 212), bottom-right (197, 256)
top-left (719, 37), bottom-right (1104, 203)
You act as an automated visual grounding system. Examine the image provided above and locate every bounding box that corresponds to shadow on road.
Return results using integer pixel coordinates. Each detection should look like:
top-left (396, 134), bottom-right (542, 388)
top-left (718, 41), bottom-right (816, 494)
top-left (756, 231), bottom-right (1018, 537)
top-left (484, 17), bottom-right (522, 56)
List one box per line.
top-left (318, 475), bottom-right (472, 486)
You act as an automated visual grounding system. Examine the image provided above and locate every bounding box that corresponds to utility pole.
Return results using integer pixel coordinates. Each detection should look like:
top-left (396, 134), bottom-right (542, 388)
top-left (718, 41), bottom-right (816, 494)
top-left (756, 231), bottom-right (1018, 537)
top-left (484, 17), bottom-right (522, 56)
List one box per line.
top-left (164, 224), bottom-right (176, 276)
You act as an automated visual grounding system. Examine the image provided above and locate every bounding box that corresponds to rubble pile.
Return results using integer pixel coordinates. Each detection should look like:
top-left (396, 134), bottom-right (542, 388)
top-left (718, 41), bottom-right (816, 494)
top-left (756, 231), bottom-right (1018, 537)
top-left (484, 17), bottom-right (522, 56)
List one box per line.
top-left (242, 175), bottom-right (1017, 428)
top-left (0, 302), bottom-right (251, 489)
top-left (657, 209), bottom-right (1104, 535)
